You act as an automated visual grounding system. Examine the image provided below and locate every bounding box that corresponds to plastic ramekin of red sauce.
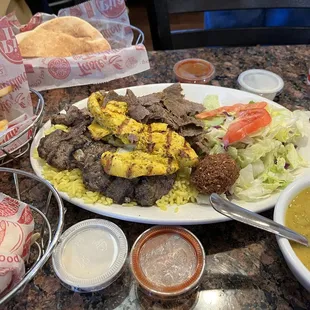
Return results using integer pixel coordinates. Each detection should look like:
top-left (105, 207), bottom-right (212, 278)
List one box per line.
top-left (173, 58), bottom-right (215, 84)
top-left (130, 226), bottom-right (205, 299)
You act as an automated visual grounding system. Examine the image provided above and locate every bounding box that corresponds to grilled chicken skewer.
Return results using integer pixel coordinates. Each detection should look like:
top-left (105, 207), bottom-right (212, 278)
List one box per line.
top-left (87, 92), bottom-right (198, 178)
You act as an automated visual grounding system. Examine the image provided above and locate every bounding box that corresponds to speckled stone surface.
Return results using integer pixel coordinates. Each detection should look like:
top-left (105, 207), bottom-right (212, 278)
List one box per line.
top-left (2, 45), bottom-right (310, 310)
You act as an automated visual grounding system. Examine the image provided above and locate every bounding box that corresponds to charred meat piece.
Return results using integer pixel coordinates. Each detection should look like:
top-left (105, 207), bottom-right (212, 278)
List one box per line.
top-left (135, 174), bottom-right (176, 206)
top-left (51, 106), bottom-right (92, 127)
top-left (38, 122), bottom-right (91, 170)
top-left (83, 141), bottom-right (116, 161)
top-left (46, 136), bottom-right (88, 170)
top-left (102, 90), bottom-right (126, 107)
top-left (190, 154), bottom-right (240, 195)
top-left (105, 178), bottom-right (137, 204)
top-left (74, 141), bottom-right (116, 169)
top-left (83, 157), bottom-right (113, 193)
top-left (66, 122), bottom-right (89, 139)
top-left (162, 83), bottom-right (183, 98)
top-left (186, 133), bottom-right (210, 156)
top-left (83, 156), bottom-right (137, 204)
top-left (127, 98), bottom-right (150, 122)
top-left (37, 129), bottom-right (65, 160)
top-left (179, 124), bottom-right (205, 138)
top-left (162, 84), bottom-right (204, 117)
top-left (144, 104), bottom-right (180, 130)
top-left (137, 92), bottom-right (162, 107)
top-left (38, 129), bottom-right (89, 170)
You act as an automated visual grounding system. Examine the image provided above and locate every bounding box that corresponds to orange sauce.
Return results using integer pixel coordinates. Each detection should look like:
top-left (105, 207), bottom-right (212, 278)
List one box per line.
top-left (174, 59), bottom-right (215, 84)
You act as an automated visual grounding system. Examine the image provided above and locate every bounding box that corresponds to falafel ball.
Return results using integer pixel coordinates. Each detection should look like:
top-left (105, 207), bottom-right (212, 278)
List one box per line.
top-left (190, 153), bottom-right (239, 195)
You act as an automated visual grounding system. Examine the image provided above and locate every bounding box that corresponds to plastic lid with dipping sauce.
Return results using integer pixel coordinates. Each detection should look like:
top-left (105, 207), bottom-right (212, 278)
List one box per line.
top-left (130, 226), bottom-right (205, 299)
top-left (237, 69), bottom-right (284, 100)
top-left (173, 58), bottom-right (215, 84)
top-left (52, 219), bottom-right (128, 293)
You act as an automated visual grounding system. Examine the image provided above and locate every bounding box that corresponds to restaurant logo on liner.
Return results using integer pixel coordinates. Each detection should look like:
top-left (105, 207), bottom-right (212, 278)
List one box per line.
top-left (0, 221), bottom-right (5, 246)
top-left (126, 57), bottom-right (138, 69)
top-left (78, 54), bottom-right (123, 76)
top-left (95, 0), bottom-right (126, 18)
top-left (84, 2), bottom-right (95, 18)
top-left (18, 206), bottom-right (33, 225)
top-left (0, 254), bottom-right (21, 264)
top-left (0, 221), bottom-right (24, 252)
top-left (48, 58), bottom-right (71, 80)
top-left (21, 231), bottom-right (33, 258)
top-left (0, 197), bottom-right (19, 217)
top-left (20, 14), bottom-right (42, 32)
top-left (0, 25), bottom-right (22, 65)
top-left (70, 6), bottom-right (83, 17)
top-left (102, 24), bottom-right (122, 39)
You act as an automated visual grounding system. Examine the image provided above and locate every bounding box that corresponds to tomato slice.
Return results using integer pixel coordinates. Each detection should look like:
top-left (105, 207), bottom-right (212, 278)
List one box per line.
top-left (223, 108), bottom-right (272, 145)
top-left (196, 102), bottom-right (268, 119)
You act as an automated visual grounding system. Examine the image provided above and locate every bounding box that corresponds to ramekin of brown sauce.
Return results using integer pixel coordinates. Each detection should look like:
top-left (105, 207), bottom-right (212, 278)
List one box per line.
top-left (173, 58), bottom-right (215, 84)
top-left (130, 226), bottom-right (205, 299)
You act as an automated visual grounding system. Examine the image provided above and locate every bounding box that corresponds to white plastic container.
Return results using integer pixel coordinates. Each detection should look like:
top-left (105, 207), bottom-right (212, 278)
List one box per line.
top-left (52, 219), bottom-right (128, 293)
top-left (237, 69), bottom-right (284, 101)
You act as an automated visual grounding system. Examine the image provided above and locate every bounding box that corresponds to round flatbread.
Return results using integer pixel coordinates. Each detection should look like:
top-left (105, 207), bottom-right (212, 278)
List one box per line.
top-left (34, 16), bottom-right (104, 40)
top-left (17, 16), bottom-right (111, 58)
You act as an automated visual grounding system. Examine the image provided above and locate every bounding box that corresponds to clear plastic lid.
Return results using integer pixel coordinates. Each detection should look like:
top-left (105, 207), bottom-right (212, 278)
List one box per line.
top-left (173, 58), bottom-right (215, 84)
top-left (238, 69), bottom-right (284, 94)
top-left (52, 219), bottom-right (128, 293)
top-left (130, 226), bottom-right (205, 298)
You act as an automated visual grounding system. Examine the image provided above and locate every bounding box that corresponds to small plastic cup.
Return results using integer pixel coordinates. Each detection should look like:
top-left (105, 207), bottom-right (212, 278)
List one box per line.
top-left (173, 58), bottom-right (215, 84)
top-left (130, 226), bottom-right (205, 300)
top-left (52, 219), bottom-right (128, 293)
top-left (237, 69), bottom-right (284, 101)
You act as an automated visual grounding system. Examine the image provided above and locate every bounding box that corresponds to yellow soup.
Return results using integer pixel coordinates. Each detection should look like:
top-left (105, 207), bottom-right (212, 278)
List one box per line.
top-left (286, 187), bottom-right (310, 270)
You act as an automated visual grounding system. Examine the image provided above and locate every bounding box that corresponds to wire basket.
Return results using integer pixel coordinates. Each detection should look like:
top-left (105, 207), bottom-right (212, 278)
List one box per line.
top-left (0, 168), bottom-right (64, 306)
top-left (0, 89), bottom-right (45, 167)
top-left (132, 25), bottom-right (145, 45)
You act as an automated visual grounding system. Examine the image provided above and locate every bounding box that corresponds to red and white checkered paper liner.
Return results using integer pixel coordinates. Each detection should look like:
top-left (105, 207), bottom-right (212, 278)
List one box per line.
top-left (6, 0), bottom-right (150, 91)
top-left (0, 16), bottom-right (34, 158)
top-left (0, 193), bottom-right (34, 295)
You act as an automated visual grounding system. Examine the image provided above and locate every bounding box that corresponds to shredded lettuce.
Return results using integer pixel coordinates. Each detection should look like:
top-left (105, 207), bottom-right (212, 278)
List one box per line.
top-left (203, 94), bottom-right (220, 110)
top-left (200, 98), bottom-right (310, 201)
top-left (203, 95), bottom-right (225, 128)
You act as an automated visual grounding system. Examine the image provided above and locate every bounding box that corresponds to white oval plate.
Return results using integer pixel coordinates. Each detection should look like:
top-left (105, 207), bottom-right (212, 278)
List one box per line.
top-left (30, 83), bottom-right (310, 225)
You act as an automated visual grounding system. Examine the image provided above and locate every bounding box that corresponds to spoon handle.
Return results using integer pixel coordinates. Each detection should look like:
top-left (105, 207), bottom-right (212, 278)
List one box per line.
top-left (209, 193), bottom-right (309, 247)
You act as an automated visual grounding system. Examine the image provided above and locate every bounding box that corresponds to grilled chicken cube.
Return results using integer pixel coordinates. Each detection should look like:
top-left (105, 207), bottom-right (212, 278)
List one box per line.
top-left (88, 121), bottom-right (111, 140)
top-left (101, 151), bottom-right (179, 178)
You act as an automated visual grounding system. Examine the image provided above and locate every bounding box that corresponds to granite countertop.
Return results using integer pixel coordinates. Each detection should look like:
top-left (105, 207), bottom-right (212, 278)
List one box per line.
top-left (2, 45), bottom-right (310, 310)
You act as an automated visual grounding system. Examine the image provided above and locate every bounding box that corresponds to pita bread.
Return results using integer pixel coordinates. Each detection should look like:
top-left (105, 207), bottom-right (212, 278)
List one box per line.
top-left (35, 16), bottom-right (104, 40)
top-left (17, 16), bottom-right (111, 58)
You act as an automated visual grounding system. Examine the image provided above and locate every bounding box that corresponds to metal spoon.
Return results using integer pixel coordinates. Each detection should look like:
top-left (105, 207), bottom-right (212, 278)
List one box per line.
top-left (208, 193), bottom-right (309, 247)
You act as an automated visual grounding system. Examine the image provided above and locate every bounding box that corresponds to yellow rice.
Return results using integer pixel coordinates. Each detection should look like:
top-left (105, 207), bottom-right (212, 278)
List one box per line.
top-left (156, 169), bottom-right (198, 211)
top-left (42, 164), bottom-right (113, 205)
top-left (37, 125), bottom-right (198, 210)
